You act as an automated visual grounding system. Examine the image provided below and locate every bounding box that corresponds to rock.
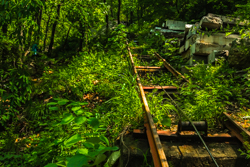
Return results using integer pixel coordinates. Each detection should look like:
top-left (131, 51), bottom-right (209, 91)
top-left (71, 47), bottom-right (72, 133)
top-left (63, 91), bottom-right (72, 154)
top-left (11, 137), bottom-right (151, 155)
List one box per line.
top-left (207, 13), bottom-right (249, 26)
top-left (199, 16), bottom-right (223, 30)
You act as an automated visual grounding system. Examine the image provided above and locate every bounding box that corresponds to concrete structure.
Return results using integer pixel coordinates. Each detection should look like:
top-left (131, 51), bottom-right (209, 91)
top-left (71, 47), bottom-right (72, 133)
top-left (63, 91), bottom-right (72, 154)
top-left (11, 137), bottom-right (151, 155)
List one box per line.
top-left (179, 13), bottom-right (246, 69)
top-left (153, 20), bottom-right (187, 39)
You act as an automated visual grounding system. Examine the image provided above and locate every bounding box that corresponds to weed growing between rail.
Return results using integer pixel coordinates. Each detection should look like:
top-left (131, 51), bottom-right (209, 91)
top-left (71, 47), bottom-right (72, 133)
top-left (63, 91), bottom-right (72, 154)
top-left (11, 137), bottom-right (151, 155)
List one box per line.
top-left (176, 58), bottom-right (250, 128)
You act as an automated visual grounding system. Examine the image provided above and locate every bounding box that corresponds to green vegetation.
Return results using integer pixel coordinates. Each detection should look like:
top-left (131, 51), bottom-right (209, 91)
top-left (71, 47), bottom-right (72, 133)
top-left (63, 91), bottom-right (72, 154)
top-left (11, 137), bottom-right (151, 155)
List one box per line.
top-left (1, 0), bottom-right (250, 166)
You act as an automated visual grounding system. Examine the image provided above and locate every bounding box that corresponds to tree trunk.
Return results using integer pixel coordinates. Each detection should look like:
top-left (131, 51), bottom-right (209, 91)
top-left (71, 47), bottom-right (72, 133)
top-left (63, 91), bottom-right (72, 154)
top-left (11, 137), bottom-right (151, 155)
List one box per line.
top-left (176, 0), bottom-right (179, 14)
top-left (104, 0), bottom-right (109, 35)
top-left (63, 26), bottom-right (71, 50)
top-left (48, 4), bottom-right (61, 56)
top-left (36, 8), bottom-right (43, 44)
top-left (110, 0), bottom-right (113, 18)
top-left (130, 11), bottom-right (133, 25)
top-left (137, 6), bottom-right (140, 29)
top-left (140, 4), bottom-right (143, 19)
top-left (1, 24), bottom-right (7, 71)
top-left (117, 0), bottom-right (121, 24)
top-left (26, 25), bottom-right (33, 51)
top-left (78, 22), bottom-right (84, 52)
top-left (43, 14), bottom-right (51, 51)
top-left (2, 24), bottom-right (7, 34)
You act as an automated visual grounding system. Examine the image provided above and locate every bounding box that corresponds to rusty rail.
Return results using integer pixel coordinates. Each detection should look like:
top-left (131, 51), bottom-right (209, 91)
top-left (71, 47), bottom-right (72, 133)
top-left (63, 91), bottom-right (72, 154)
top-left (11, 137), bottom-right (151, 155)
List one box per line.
top-left (127, 41), bottom-right (250, 166)
top-left (127, 44), bottom-right (169, 167)
top-left (136, 66), bottom-right (165, 72)
top-left (154, 52), bottom-right (189, 83)
top-left (223, 112), bottom-right (250, 143)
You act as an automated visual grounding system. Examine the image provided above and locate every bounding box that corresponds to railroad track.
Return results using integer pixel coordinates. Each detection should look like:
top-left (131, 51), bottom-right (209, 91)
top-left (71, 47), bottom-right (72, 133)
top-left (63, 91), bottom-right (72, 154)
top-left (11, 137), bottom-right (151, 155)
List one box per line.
top-left (126, 41), bottom-right (250, 167)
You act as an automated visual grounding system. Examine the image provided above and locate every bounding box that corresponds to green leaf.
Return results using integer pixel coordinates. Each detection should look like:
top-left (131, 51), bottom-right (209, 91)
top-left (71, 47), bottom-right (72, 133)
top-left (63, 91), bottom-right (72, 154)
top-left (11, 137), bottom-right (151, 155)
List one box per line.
top-left (85, 112), bottom-right (93, 117)
top-left (83, 142), bottom-right (95, 149)
top-left (104, 150), bottom-right (121, 167)
top-left (161, 116), bottom-right (171, 127)
top-left (60, 113), bottom-right (75, 124)
top-left (53, 98), bottom-right (62, 101)
top-left (153, 118), bottom-right (158, 123)
top-left (79, 102), bottom-right (88, 105)
top-left (72, 106), bottom-right (81, 112)
top-left (44, 163), bottom-right (57, 167)
top-left (226, 32), bottom-right (233, 36)
top-left (49, 106), bottom-right (59, 111)
top-left (58, 100), bottom-right (68, 106)
top-left (66, 102), bottom-right (81, 107)
top-left (93, 154), bottom-right (107, 165)
top-left (72, 126), bottom-right (80, 129)
top-left (102, 146), bottom-right (119, 152)
top-left (67, 154), bottom-right (88, 167)
top-left (54, 139), bottom-right (63, 145)
top-left (100, 136), bottom-right (109, 146)
top-left (77, 148), bottom-right (88, 155)
top-left (75, 116), bottom-right (87, 125)
top-left (88, 118), bottom-right (99, 129)
top-left (64, 134), bottom-right (82, 147)
top-left (47, 102), bottom-right (57, 106)
top-left (74, 109), bottom-right (84, 116)
top-left (86, 137), bottom-right (101, 144)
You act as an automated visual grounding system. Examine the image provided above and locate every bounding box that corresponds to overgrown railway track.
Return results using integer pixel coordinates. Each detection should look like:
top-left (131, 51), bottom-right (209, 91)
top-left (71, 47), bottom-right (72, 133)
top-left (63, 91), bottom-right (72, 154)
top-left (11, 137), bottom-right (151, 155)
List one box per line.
top-left (126, 41), bottom-right (250, 167)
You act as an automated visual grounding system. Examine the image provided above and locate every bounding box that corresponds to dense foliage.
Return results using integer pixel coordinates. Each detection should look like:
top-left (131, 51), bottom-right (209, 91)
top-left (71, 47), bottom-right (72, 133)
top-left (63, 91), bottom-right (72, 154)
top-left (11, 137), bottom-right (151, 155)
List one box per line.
top-left (1, 0), bottom-right (250, 166)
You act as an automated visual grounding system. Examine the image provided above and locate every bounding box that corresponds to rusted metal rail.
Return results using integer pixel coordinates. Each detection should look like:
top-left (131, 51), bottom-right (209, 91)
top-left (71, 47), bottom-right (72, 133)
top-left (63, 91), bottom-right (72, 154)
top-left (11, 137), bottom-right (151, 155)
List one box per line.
top-left (223, 112), bottom-right (250, 143)
top-left (136, 66), bottom-right (165, 72)
top-left (127, 41), bottom-right (250, 167)
top-left (127, 44), bottom-right (169, 167)
top-left (154, 52), bottom-right (189, 83)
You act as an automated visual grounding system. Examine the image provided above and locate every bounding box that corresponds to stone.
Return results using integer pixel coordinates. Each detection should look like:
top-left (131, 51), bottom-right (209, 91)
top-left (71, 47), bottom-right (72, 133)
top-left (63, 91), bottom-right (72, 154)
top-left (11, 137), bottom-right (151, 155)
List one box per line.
top-left (199, 16), bottom-right (223, 30)
top-left (207, 13), bottom-right (249, 26)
